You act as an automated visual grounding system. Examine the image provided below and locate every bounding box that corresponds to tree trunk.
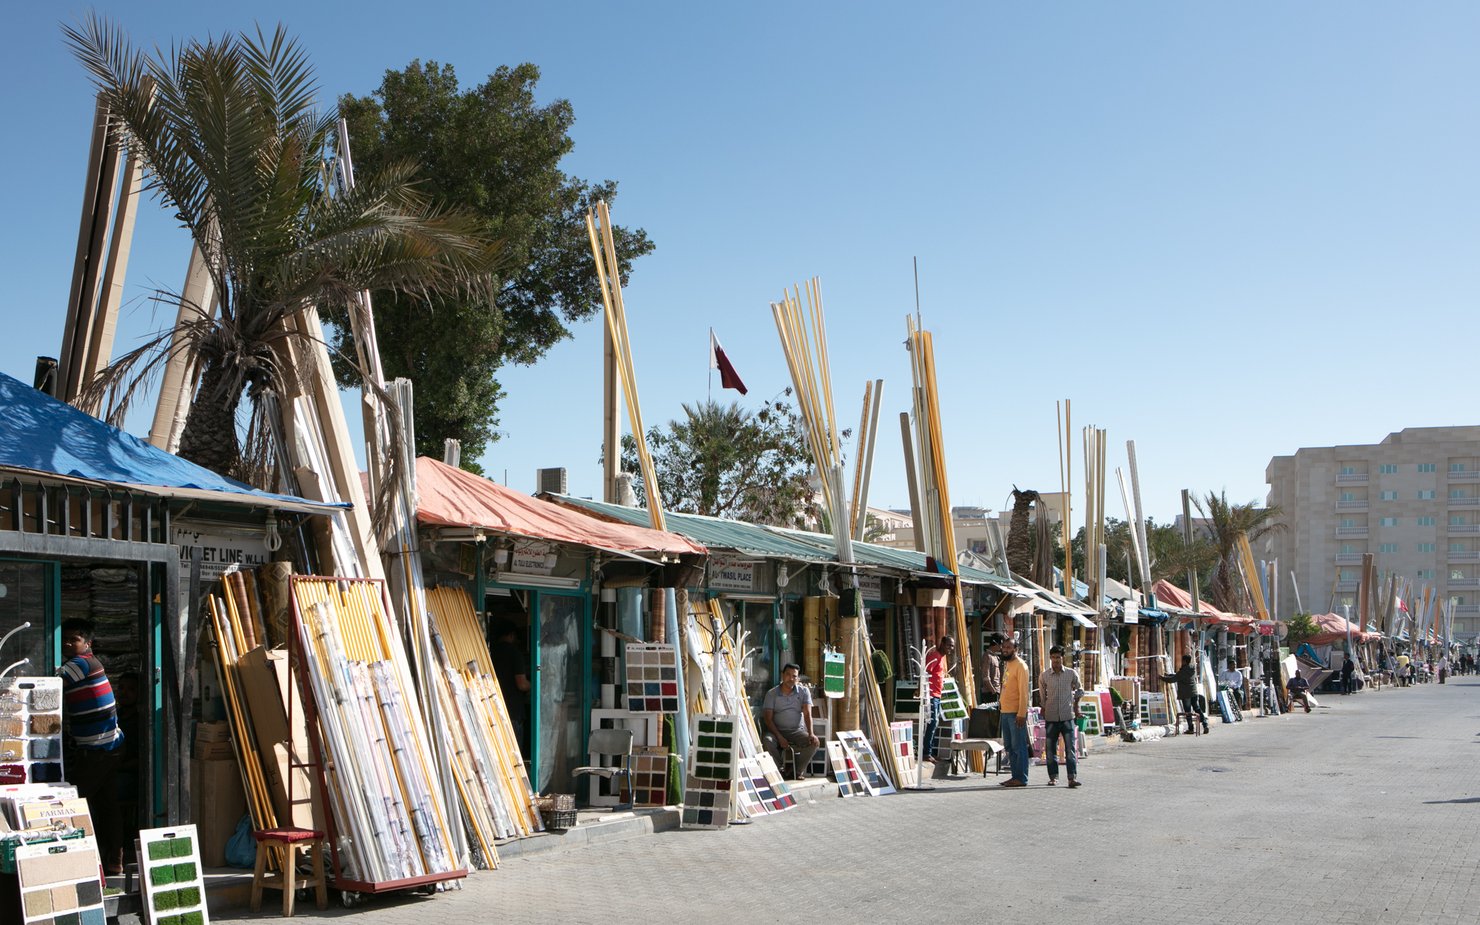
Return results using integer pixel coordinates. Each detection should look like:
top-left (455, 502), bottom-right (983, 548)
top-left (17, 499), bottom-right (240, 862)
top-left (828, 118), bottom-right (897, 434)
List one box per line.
top-left (177, 359), bottom-right (244, 477)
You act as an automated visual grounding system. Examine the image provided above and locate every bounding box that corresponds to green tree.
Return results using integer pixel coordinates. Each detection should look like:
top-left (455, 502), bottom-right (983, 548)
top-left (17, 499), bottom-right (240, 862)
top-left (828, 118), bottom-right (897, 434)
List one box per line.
top-left (620, 397), bottom-right (813, 526)
top-left (66, 20), bottom-right (497, 477)
top-left (1286, 612), bottom-right (1319, 647)
top-left (335, 61), bottom-right (654, 467)
top-left (1193, 490), bottom-right (1287, 613)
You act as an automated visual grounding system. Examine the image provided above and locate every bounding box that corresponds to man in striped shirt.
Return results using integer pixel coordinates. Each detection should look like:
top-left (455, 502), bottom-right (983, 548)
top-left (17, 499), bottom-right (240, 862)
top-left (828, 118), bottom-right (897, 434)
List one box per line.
top-left (60, 618), bottom-right (125, 874)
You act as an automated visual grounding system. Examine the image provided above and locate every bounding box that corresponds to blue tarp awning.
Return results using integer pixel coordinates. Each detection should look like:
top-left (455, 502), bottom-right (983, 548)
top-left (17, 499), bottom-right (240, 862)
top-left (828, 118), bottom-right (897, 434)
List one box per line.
top-left (0, 372), bottom-right (345, 513)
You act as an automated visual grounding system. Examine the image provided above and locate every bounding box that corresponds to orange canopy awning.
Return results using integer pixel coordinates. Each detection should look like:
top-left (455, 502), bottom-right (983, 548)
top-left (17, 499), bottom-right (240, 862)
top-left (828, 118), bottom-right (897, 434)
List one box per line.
top-left (412, 457), bottom-right (705, 557)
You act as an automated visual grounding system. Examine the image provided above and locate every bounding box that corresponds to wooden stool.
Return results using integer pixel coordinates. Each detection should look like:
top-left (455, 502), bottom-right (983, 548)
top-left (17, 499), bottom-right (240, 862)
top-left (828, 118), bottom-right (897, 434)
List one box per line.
top-left (250, 827), bottom-right (327, 917)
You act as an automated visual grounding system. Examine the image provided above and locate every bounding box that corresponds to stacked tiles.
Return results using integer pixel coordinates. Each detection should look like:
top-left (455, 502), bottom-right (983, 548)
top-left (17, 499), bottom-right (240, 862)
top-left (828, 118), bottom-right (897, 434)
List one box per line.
top-left (0, 679), bottom-right (65, 784)
top-left (138, 825), bottom-right (209, 925)
top-left (15, 835), bottom-right (106, 925)
top-left (291, 578), bottom-right (460, 885)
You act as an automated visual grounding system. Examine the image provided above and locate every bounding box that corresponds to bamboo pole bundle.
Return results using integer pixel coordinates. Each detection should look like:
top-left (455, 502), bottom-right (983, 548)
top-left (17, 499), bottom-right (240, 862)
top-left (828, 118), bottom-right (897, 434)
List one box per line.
top-left (1056, 401), bottom-right (1073, 596)
top-left (586, 201), bottom-right (665, 531)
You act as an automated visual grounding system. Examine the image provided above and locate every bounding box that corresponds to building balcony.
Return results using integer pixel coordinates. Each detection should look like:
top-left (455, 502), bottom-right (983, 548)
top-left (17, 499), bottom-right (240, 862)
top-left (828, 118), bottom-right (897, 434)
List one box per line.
top-left (1335, 526), bottom-right (1368, 537)
top-left (1336, 500), bottom-right (1368, 510)
top-left (1336, 473), bottom-right (1369, 483)
top-left (1448, 524), bottom-right (1480, 534)
top-left (1334, 553), bottom-right (1363, 564)
top-left (1336, 579), bottom-right (1360, 590)
top-left (1448, 497), bottom-right (1479, 507)
top-left (1456, 604), bottom-right (1480, 615)
top-left (1449, 550), bottom-right (1480, 561)
top-left (1448, 471), bottom-right (1479, 481)
top-left (1448, 578), bottom-right (1480, 589)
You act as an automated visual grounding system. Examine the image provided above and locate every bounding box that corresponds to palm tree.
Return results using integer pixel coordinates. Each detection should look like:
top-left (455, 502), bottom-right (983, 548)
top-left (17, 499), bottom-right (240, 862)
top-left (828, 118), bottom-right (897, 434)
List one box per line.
top-left (1193, 490), bottom-right (1286, 613)
top-left (65, 18), bottom-right (499, 477)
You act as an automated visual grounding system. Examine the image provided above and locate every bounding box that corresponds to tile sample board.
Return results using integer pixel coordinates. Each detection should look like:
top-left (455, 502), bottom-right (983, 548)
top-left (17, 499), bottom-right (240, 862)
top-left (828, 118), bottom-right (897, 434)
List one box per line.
top-left (138, 823), bottom-right (210, 925)
top-left (15, 833), bottom-right (106, 925)
top-left (681, 714), bottom-right (737, 829)
top-left (0, 678), bottom-right (65, 785)
top-left (587, 710), bottom-right (661, 807)
top-left (888, 721), bottom-right (918, 778)
top-left (836, 730), bottom-right (895, 796)
top-left (752, 753), bottom-right (796, 813)
top-left (821, 650), bottom-right (846, 699)
top-left (938, 678), bottom-right (969, 721)
top-left (624, 644), bottom-right (680, 714)
top-left (629, 746), bottom-right (669, 808)
top-left (827, 740), bottom-right (866, 798)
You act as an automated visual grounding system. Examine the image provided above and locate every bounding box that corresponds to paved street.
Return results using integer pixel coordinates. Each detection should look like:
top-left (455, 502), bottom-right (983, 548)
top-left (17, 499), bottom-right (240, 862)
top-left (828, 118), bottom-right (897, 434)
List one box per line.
top-left (218, 680), bottom-right (1480, 924)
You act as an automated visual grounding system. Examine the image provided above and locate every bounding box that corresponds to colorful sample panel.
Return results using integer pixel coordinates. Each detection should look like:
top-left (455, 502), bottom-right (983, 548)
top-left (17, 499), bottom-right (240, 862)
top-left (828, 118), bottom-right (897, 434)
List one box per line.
top-left (938, 678), bottom-right (969, 721)
top-left (1140, 692), bottom-right (1170, 726)
top-left (629, 747), bottom-right (669, 808)
top-left (625, 644), bottom-right (680, 714)
top-left (888, 721), bottom-right (918, 778)
top-left (822, 650), bottom-right (846, 699)
top-left (137, 824), bottom-right (210, 925)
top-left (1078, 694), bottom-right (1105, 736)
top-left (752, 753), bottom-right (796, 813)
top-left (0, 678), bottom-right (65, 785)
top-left (587, 710), bottom-right (661, 807)
top-left (15, 833), bottom-right (106, 925)
top-left (836, 730), bottom-right (895, 796)
top-left (681, 714), bottom-right (737, 829)
top-left (826, 740), bottom-right (865, 798)
top-left (735, 757), bottom-right (768, 817)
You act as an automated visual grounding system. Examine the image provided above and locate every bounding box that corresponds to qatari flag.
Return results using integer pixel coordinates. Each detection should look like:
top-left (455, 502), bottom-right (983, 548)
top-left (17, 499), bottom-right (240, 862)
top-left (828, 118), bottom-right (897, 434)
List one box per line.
top-left (709, 330), bottom-right (748, 395)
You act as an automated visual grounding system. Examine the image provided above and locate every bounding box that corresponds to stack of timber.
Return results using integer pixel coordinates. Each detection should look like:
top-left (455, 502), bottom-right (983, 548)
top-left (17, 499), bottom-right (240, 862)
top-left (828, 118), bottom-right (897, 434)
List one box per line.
top-left (290, 577), bottom-right (462, 885)
top-left (424, 586), bottom-right (542, 844)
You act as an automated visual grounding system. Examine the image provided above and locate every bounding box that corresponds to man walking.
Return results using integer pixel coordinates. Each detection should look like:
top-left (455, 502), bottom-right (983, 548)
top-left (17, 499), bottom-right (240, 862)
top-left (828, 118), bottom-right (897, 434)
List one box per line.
top-left (921, 636), bottom-right (954, 763)
top-left (998, 635), bottom-right (1030, 788)
top-left (761, 663), bottom-right (820, 778)
top-left (1040, 645), bottom-right (1083, 788)
top-left (1161, 654), bottom-right (1209, 734)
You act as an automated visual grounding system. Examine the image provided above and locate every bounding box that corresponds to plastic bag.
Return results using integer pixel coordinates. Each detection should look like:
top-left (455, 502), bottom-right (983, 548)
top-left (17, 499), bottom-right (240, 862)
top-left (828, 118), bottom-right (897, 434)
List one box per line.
top-left (224, 814), bottom-right (256, 868)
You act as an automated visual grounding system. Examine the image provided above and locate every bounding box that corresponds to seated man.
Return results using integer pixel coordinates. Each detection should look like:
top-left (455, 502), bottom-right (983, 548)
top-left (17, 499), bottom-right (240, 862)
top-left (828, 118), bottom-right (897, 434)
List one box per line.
top-left (762, 663), bottom-right (820, 778)
top-left (1286, 670), bottom-right (1313, 713)
top-left (1218, 661), bottom-right (1245, 709)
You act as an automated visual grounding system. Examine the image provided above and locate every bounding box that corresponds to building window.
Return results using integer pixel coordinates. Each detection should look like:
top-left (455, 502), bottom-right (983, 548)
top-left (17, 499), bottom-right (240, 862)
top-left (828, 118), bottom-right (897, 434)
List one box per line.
top-left (1452, 462), bottom-right (1468, 473)
top-left (1452, 570), bottom-right (1466, 581)
top-left (1379, 490), bottom-right (1398, 500)
top-left (1378, 543), bottom-right (1399, 553)
top-left (1340, 465), bottom-right (1359, 475)
top-left (1418, 463), bottom-right (1437, 473)
top-left (1339, 543), bottom-right (1358, 554)
top-left (1379, 517), bottom-right (1398, 527)
top-left (1418, 543), bottom-right (1437, 553)
top-left (1451, 515), bottom-right (1468, 526)
top-left (1418, 490), bottom-right (1437, 500)
top-left (1419, 516), bottom-right (1436, 526)
top-left (1451, 543), bottom-right (1468, 552)
top-left (1417, 569), bottom-right (1435, 580)
top-left (1451, 489), bottom-right (1470, 500)
top-left (1379, 464), bottom-right (1398, 474)
top-left (1339, 491), bottom-right (1358, 502)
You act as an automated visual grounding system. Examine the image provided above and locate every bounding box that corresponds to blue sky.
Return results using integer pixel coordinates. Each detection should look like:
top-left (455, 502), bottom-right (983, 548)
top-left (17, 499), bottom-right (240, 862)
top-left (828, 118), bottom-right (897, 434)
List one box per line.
top-left (3, 3), bottom-right (1477, 523)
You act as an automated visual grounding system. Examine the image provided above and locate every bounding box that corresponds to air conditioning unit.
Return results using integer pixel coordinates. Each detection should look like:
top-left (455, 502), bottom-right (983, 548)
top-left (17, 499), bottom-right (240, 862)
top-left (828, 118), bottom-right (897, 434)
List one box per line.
top-left (537, 467), bottom-right (568, 495)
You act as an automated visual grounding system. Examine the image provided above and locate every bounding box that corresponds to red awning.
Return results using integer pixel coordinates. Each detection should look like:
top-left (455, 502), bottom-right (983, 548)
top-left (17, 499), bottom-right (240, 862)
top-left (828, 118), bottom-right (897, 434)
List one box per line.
top-left (1151, 580), bottom-right (1256, 633)
top-left (1306, 612), bottom-right (1378, 646)
top-left (412, 457), bottom-right (705, 557)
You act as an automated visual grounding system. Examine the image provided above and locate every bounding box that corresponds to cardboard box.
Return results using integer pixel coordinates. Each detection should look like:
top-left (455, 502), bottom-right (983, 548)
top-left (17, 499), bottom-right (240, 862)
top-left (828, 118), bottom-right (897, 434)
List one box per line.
top-left (195, 721), bottom-right (232, 743)
top-left (236, 647), bottom-right (325, 830)
top-left (192, 740), bottom-right (234, 760)
top-left (190, 758), bottom-right (245, 867)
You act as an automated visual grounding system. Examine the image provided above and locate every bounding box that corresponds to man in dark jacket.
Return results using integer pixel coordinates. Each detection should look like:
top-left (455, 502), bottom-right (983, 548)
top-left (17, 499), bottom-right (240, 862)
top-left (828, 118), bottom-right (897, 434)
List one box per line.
top-left (1161, 655), bottom-right (1209, 734)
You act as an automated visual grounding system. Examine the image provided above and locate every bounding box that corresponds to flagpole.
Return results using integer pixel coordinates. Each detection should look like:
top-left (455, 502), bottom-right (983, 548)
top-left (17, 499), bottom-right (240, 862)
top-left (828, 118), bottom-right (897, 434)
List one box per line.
top-left (708, 327), bottom-right (713, 403)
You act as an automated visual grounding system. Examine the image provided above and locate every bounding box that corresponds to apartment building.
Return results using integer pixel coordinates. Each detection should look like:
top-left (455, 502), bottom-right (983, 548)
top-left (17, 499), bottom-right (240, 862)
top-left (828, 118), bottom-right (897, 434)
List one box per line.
top-left (1265, 426), bottom-right (1480, 639)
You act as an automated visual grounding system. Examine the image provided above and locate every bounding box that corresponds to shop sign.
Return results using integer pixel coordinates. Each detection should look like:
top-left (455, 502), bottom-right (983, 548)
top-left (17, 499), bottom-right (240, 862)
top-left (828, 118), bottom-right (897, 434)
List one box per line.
top-left (709, 557), bottom-right (758, 592)
top-left (858, 574), bottom-right (883, 601)
top-left (509, 541), bottom-right (556, 575)
top-left (172, 523), bottom-right (270, 597)
top-left (1256, 621), bottom-right (1277, 636)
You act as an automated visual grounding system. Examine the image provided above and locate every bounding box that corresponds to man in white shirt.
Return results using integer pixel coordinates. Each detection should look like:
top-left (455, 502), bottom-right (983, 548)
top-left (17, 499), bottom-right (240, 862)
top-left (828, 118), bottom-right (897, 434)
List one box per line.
top-left (1219, 661), bottom-right (1245, 708)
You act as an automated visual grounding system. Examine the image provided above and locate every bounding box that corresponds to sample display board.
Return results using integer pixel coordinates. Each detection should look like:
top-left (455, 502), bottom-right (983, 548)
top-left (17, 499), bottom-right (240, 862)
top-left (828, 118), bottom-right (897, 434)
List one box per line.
top-left (18, 798), bottom-right (94, 836)
top-left (629, 747), bottom-right (669, 808)
top-left (752, 754), bottom-right (796, 813)
top-left (625, 643), bottom-right (680, 713)
top-left (939, 678), bottom-right (969, 721)
top-left (1078, 694), bottom-right (1106, 736)
top-left (1140, 692), bottom-right (1171, 726)
top-left (15, 834), bottom-right (106, 925)
top-left (137, 824), bottom-right (209, 925)
top-left (1217, 689), bottom-right (1243, 723)
top-left (888, 721), bottom-right (918, 778)
top-left (826, 740), bottom-right (866, 798)
top-left (682, 714), bottom-right (738, 829)
top-left (837, 730), bottom-right (895, 796)
top-left (821, 650), bottom-right (846, 699)
top-left (0, 678), bottom-right (65, 785)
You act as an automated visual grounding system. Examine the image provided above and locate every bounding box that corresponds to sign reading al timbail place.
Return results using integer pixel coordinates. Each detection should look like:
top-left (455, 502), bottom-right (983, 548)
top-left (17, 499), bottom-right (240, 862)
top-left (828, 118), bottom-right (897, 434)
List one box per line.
top-left (708, 556), bottom-right (758, 592)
